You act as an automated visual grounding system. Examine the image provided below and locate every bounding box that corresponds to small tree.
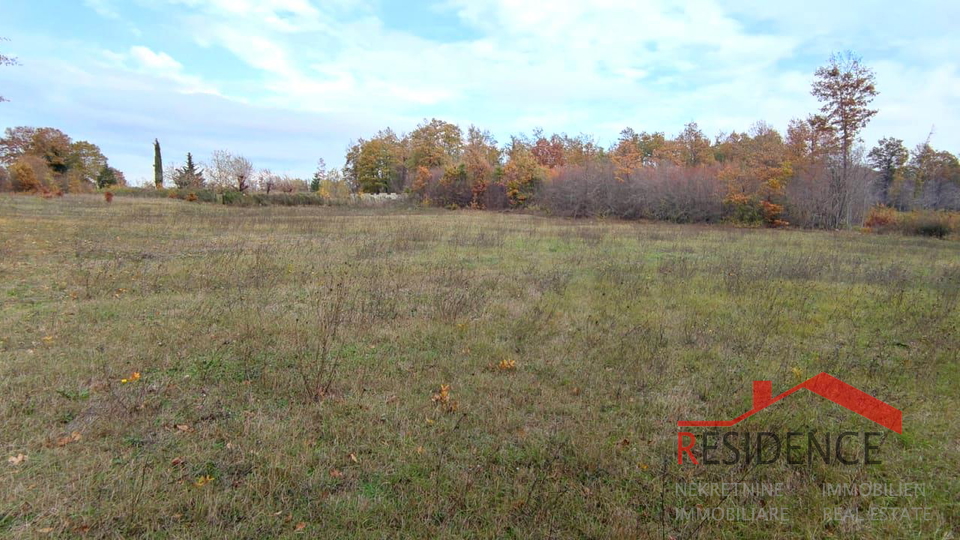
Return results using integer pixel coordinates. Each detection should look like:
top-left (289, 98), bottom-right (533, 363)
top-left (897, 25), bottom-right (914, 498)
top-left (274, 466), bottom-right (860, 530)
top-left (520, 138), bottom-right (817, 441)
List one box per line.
top-left (232, 156), bottom-right (253, 192)
top-left (310, 158), bottom-right (326, 192)
top-left (153, 139), bottom-right (163, 189)
top-left (257, 168), bottom-right (278, 193)
top-left (173, 152), bottom-right (205, 188)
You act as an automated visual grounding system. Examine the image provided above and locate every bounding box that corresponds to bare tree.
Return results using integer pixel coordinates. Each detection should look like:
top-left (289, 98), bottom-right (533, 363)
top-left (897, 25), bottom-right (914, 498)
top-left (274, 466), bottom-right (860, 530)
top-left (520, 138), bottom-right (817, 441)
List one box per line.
top-left (231, 155), bottom-right (253, 192)
top-left (811, 52), bottom-right (878, 227)
top-left (1, 37), bottom-right (19, 103)
top-left (257, 168), bottom-right (278, 194)
top-left (207, 150), bottom-right (253, 192)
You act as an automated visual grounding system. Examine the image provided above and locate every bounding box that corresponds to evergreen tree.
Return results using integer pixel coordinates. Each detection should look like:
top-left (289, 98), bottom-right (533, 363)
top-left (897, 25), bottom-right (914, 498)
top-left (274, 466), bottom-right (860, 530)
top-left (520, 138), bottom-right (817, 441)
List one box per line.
top-left (153, 139), bottom-right (163, 189)
top-left (173, 152), bottom-right (205, 188)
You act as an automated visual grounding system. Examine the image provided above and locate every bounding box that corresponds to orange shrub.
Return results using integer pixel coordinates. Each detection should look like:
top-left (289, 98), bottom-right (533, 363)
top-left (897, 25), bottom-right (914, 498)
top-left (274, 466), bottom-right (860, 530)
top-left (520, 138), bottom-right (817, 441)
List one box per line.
top-left (864, 205), bottom-right (898, 232)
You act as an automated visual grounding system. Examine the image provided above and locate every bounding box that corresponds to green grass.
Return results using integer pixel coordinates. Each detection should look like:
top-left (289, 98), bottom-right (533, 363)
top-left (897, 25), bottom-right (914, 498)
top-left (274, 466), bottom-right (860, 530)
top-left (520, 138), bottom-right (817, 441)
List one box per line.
top-left (1, 194), bottom-right (958, 538)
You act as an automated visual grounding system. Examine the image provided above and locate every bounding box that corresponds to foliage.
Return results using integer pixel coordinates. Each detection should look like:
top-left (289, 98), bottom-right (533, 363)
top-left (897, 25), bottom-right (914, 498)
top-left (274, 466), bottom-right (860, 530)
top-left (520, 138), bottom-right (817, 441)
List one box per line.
top-left (96, 166), bottom-right (125, 189)
top-left (153, 139), bottom-right (163, 189)
top-left (863, 205), bottom-right (899, 232)
top-left (0, 127), bottom-right (110, 193)
top-left (810, 51), bottom-right (879, 227)
top-left (172, 153), bottom-right (205, 189)
top-left (9, 158), bottom-right (42, 192)
top-left (868, 138), bottom-right (909, 206)
top-left (345, 130), bottom-right (404, 193)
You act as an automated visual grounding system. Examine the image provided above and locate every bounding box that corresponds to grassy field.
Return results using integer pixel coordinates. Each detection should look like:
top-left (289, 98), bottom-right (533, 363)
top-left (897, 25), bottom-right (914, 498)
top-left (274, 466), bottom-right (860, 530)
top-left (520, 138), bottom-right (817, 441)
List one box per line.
top-left (1, 194), bottom-right (957, 539)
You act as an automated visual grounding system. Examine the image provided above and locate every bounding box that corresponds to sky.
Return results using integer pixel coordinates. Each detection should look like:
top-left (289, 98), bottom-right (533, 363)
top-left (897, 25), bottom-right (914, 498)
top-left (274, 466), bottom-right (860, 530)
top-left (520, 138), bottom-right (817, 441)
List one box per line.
top-left (1, 0), bottom-right (959, 185)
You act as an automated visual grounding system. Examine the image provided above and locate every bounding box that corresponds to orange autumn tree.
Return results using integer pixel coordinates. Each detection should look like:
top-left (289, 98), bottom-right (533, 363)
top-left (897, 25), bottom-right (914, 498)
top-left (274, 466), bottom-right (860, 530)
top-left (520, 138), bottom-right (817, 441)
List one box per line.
top-left (611, 128), bottom-right (666, 181)
top-left (462, 126), bottom-right (501, 208)
top-left (501, 141), bottom-right (546, 207)
top-left (717, 122), bottom-right (791, 226)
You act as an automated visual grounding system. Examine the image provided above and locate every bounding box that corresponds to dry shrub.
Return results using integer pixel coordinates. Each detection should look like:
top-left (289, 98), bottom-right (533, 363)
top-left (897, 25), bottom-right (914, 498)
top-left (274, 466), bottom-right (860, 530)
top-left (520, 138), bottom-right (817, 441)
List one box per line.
top-left (104, 191), bottom-right (114, 203)
top-left (540, 162), bottom-right (724, 222)
top-left (864, 205), bottom-right (899, 233)
top-left (900, 211), bottom-right (954, 238)
top-left (865, 206), bottom-right (956, 238)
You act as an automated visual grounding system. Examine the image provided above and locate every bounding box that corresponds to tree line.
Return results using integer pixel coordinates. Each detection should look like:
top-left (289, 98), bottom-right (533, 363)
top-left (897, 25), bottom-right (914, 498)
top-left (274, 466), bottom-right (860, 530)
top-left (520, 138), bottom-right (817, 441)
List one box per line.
top-left (343, 53), bottom-right (959, 228)
top-left (2, 51), bottom-right (957, 230)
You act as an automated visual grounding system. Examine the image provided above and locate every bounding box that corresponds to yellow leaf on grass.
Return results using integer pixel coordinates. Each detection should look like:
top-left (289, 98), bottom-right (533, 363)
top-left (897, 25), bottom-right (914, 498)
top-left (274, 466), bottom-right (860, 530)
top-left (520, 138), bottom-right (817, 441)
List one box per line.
top-left (194, 475), bottom-right (214, 487)
top-left (7, 454), bottom-right (28, 466)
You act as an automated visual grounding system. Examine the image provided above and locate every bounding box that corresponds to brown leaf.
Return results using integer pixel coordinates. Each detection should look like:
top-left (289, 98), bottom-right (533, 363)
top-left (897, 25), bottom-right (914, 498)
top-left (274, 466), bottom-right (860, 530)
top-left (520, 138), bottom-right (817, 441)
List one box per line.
top-left (175, 424), bottom-right (193, 433)
top-left (295, 522), bottom-right (307, 531)
top-left (56, 431), bottom-right (82, 447)
top-left (7, 453), bottom-right (27, 466)
top-left (349, 453), bottom-right (359, 463)
top-left (170, 457), bottom-right (185, 467)
top-left (329, 469), bottom-right (344, 478)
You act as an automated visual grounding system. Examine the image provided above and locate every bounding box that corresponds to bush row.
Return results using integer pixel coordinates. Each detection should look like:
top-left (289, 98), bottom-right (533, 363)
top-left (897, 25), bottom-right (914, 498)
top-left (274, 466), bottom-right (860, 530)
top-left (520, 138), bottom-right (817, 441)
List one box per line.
top-left (864, 206), bottom-right (958, 238)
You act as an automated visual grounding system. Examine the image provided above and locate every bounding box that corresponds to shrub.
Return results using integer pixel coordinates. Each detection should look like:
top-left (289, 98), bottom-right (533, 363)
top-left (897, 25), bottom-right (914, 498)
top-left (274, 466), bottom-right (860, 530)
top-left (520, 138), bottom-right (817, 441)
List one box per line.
top-left (901, 212), bottom-right (952, 238)
top-left (221, 190), bottom-right (243, 205)
top-left (104, 191), bottom-right (114, 203)
top-left (106, 187), bottom-right (173, 198)
top-left (723, 193), bottom-right (763, 225)
top-left (540, 162), bottom-right (723, 222)
top-left (864, 205), bottom-right (899, 232)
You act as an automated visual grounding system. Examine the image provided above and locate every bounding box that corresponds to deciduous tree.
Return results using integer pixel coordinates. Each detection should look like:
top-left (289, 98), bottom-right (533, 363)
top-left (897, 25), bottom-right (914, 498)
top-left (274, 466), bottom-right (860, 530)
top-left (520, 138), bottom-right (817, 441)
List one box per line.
top-left (1, 37), bottom-right (18, 103)
top-left (868, 138), bottom-right (909, 206)
top-left (811, 52), bottom-right (878, 226)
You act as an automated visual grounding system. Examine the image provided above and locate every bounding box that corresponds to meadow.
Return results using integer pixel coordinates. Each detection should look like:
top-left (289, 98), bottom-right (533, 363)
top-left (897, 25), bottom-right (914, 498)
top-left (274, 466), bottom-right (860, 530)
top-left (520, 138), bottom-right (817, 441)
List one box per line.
top-left (0, 194), bottom-right (957, 539)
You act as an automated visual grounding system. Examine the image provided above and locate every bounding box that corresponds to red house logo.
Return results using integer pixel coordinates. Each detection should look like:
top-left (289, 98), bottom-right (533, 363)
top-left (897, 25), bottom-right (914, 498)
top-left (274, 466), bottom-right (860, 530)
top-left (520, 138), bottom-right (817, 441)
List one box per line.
top-left (678, 372), bottom-right (902, 433)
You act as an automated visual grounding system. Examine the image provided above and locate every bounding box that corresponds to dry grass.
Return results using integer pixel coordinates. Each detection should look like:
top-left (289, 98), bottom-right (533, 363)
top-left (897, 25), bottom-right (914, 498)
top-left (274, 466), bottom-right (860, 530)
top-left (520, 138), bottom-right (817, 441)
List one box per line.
top-left (0, 194), bottom-right (958, 538)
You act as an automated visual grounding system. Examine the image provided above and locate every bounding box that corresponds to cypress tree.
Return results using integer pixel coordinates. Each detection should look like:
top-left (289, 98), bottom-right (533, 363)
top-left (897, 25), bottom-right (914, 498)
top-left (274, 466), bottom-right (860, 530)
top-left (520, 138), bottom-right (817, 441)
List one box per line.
top-left (153, 139), bottom-right (163, 189)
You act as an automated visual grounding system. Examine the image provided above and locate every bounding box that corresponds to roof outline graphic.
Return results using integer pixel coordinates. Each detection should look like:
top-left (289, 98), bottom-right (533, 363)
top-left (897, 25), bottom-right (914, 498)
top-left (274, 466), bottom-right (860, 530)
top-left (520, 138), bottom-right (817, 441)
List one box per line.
top-left (677, 372), bottom-right (902, 433)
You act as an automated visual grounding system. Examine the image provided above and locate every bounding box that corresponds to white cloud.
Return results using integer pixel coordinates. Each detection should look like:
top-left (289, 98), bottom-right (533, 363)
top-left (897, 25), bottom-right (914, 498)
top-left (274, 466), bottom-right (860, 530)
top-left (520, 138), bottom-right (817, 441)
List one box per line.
top-left (104, 46), bottom-right (219, 95)
top-left (83, 0), bottom-right (120, 19)
top-left (129, 46), bottom-right (182, 72)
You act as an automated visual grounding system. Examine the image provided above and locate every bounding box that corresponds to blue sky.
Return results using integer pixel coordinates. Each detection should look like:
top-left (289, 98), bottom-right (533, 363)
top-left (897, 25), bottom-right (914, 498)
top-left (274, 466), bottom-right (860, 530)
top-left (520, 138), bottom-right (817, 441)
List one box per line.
top-left (1, 0), bottom-right (958, 184)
